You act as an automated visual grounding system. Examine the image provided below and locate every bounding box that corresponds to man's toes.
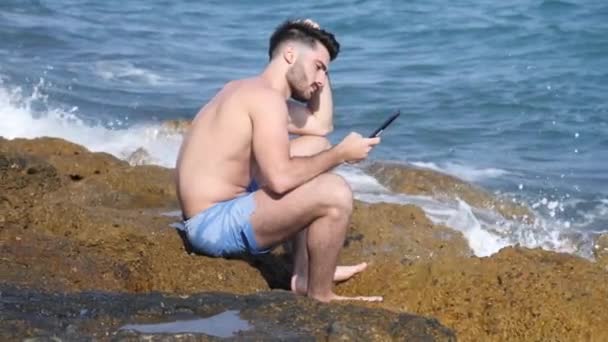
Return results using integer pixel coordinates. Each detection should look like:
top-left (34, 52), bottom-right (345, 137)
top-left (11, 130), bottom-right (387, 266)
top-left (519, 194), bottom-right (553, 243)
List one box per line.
top-left (359, 296), bottom-right (383, 302)
top-left (334, 262), bottom-right (369, 282)
top-left (332, 295), bottom-right (383, 302)
top-left (354, 262), bottom-right (368, 272)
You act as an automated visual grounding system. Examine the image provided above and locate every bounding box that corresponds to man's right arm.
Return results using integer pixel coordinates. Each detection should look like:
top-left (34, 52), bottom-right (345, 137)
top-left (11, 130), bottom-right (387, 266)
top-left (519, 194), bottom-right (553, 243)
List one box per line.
top-left (251, 90), bottom-right (345, 194)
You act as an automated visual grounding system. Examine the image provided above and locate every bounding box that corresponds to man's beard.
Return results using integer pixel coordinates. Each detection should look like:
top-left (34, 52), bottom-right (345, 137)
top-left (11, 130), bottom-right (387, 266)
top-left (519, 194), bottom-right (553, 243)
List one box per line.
top-left (287, 61), bottom-right (311, 102)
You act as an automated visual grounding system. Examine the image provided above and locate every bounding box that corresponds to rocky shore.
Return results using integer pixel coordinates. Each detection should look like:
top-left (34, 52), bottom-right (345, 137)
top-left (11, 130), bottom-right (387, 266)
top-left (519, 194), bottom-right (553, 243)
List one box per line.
top-left (1, 136), bottom-right (607, 341)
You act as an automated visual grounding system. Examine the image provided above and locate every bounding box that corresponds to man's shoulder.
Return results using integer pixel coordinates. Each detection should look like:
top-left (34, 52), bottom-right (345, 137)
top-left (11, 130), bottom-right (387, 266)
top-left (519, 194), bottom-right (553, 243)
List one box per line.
top-left (229, 78), bottom-right (285, 111)
top-left (232, 78), bottom-right (282, 99)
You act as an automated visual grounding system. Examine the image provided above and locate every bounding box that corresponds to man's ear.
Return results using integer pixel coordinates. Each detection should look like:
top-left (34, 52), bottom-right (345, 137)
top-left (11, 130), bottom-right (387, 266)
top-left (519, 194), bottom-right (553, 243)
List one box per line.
top-left (282, 44), bottom-right (297, 65)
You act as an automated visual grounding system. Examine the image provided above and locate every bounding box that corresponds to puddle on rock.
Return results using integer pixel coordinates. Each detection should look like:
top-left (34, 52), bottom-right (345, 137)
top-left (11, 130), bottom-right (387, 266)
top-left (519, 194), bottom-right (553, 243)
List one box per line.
top-left (161, 210), bottom-right (183, 218)
top-left (119, 310), bottom-right (252, 337)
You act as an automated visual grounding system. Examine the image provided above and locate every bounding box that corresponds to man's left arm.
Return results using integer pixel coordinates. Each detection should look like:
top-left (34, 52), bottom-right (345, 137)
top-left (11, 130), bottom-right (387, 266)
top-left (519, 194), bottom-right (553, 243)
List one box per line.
top-left (287, 75), bottom-right (333, 136)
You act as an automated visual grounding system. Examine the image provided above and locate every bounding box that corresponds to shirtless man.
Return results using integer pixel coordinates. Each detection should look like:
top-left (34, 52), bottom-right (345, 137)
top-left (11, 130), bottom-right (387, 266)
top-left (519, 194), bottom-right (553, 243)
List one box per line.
top-left (176, 19), bottom-right (382, 303)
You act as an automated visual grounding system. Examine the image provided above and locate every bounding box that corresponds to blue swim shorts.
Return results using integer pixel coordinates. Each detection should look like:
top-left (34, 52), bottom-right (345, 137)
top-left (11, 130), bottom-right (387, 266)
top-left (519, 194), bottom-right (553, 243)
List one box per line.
top-left (183, 180), bottom-right (270, 257)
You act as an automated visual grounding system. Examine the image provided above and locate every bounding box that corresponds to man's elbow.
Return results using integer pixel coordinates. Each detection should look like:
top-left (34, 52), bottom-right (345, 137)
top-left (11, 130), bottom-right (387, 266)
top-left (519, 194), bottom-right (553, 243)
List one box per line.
top-left (315, 124), bottom-right (333, 137)
top-left (266, 174), bottom-right (292, 195)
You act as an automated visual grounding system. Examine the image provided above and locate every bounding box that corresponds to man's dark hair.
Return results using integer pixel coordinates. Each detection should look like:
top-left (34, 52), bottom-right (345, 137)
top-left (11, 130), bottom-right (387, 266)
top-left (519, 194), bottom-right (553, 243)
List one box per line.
top-left (268, 20), bottom-right (340, 61)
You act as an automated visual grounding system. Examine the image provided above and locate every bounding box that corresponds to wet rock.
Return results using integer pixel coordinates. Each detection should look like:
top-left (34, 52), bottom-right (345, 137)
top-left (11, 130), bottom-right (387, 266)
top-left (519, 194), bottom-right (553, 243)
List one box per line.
top-left (339, 201), bottom-right (473, 266)
top-left (365, 161), bottom-right (533, 222)
top-left (594, 233), bottom-right (608, 271)
top-left (126, 147), bottom-right (152, 166)
top-left (161, 119), bottom-right (191, 135)
top-left (0, 285), bottom-right (456, 341)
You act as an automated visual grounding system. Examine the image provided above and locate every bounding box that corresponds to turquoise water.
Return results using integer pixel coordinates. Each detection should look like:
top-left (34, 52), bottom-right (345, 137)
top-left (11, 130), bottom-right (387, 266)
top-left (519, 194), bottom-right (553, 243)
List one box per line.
top-left (1, 0), bottom-right (606, 256)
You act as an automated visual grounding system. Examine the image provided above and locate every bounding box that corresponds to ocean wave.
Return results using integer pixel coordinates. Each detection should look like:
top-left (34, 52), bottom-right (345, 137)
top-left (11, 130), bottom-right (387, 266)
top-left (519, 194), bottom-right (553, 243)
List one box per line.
top-left (0, 78), bottom-right (181, 167)
top-left (94, 61), bottom-right (168, 86)
top-left (410, 161), bottom-right (510, 183)
top-left (336, 165), bottom-right (602, 258)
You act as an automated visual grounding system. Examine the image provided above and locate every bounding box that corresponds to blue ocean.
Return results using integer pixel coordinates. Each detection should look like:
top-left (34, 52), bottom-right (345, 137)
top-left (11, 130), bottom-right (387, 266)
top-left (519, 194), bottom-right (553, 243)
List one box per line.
top-left (1, 1), bottom-right (606, 258)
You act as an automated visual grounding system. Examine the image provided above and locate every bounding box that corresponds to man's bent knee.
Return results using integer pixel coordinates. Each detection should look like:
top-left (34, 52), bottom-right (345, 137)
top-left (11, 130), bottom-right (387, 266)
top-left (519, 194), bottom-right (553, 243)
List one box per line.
top-left (318, 136), bottom-right (332, 150)
top-left (313, 173), bottom-right (353, 214)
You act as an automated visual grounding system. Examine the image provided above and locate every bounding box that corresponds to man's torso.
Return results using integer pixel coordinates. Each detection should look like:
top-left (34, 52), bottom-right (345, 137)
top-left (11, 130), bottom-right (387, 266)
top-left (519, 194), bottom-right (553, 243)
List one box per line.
top-left (176, 78), bottom-right (271, 218)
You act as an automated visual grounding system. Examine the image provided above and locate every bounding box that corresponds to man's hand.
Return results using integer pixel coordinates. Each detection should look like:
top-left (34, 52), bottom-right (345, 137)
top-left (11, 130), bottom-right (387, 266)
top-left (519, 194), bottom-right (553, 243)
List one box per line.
top-left (287, 62), bottom-right (333, 136)
top-left (336, 132), bottom-right (381, 163)
top-left (307, 72), bottom-right (327, 110)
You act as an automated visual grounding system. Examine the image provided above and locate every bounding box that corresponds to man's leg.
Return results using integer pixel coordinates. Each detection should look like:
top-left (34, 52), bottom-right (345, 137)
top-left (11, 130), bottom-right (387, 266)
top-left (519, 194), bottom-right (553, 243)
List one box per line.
top-left (288, 136), bottom-right (367, 294)
top-left (250, 136), bottom-right (382, 302)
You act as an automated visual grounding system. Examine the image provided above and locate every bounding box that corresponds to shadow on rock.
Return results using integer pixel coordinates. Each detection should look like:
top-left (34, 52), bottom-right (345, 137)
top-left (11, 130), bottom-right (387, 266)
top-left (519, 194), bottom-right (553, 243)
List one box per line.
top-left (176, 228), bottom-right (293, 291)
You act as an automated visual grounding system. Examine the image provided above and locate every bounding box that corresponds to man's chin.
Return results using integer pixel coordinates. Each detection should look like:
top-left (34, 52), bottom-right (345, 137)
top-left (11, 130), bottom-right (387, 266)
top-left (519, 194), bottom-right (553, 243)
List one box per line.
top-left (291, 93), bottom-right (311, 103)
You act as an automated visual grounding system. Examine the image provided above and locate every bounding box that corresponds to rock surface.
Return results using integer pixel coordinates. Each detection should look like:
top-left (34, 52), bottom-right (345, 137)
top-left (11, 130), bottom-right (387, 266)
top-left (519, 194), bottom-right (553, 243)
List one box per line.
top-left (339, 247), bottom-right (608, 341)
top-left (2, 136), bottom-right (608, 341)
top-left (0, 284), bottom-right (455, 341)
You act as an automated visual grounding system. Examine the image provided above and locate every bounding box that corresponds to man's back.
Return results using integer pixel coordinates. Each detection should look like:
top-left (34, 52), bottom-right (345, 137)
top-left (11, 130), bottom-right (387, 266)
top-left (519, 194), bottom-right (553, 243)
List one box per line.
top-left (174, 19), bottom-right (382, 302)
top-left (176, 79), bottom-right (266, 219)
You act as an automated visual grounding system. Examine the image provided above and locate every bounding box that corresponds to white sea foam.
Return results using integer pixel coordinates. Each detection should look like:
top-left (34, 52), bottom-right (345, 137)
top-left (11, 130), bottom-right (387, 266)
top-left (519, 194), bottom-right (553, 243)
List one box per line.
top-left (349, 188), bottom-right (510, 257)
top-left (411, 161), bottom-right (509, 183)
top-left (0, 78), bottom-right (182, 167)
top-left (94, 61), bottom-right (167, 85)
top-left (333, 164), bottom-right (391, 194)
top-left (336, 165), bottom-right (592, 257)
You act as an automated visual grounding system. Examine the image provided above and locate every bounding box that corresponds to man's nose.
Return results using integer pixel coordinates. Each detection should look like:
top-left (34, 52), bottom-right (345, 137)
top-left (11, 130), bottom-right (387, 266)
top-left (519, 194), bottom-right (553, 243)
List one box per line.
top-left (315, 75), bottom-right (325, 87)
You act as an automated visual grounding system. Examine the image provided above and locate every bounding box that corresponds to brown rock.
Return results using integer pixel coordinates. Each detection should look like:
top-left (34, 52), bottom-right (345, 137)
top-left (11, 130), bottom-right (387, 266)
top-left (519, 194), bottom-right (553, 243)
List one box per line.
top-left (338, 246), bottom-right (608, 341)
top-left (0, 137), bottom-right (267, 295)
top-left (341, 201), bottom-right (472, 265)
top-left (0, 151), bottom-right (62, 228)
top-left (365, 161), bottom-right (533, 222)
top-left (0, 137), bottom-right (126, 179)
top-left (2, 137), bottom-right (608, 341)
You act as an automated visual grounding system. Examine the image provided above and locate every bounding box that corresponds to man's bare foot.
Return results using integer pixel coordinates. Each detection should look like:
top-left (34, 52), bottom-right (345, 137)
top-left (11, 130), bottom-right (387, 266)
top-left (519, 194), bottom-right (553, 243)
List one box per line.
top-left (290, 274), bottom-right (308, 296)
top-left (310, 293), bottom-right (384, 303)
top-left (333, 262), bottom-right (368, 282)
top-left (291, 262), bottom-right (369, 295)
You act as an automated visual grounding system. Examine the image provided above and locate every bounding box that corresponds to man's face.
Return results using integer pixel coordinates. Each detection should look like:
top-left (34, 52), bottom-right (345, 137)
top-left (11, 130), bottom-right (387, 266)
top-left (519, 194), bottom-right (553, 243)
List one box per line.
top-left (286, 42), bottom-right (330, 102)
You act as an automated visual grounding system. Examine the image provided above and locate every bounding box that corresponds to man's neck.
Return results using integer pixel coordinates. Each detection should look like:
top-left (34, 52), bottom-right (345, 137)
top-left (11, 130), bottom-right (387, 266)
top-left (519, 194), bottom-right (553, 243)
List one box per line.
top-left (260, 60), bottom-right (291, 100)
